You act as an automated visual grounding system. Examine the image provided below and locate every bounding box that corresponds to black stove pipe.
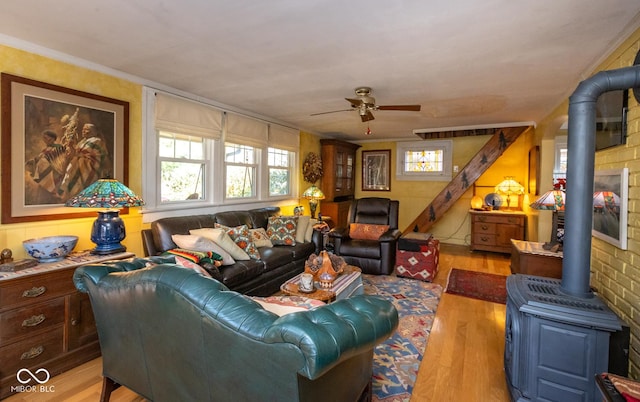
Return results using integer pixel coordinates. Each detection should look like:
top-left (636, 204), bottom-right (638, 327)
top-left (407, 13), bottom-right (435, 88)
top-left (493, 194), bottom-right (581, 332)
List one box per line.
top-left (563, 64), bottom-right (640, 298)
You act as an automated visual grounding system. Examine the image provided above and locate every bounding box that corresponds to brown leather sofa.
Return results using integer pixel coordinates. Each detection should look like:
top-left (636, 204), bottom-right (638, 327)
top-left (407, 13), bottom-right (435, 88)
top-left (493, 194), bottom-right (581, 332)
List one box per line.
top-left (329, 198), bottom-right (401, 275)
top-left (141, 207), bottom-right (322, 296)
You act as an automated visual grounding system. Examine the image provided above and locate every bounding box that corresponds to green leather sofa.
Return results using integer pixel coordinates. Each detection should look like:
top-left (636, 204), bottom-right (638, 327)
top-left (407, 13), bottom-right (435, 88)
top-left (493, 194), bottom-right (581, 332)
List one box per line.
top-left (73, 258), bottom-right (399, 402)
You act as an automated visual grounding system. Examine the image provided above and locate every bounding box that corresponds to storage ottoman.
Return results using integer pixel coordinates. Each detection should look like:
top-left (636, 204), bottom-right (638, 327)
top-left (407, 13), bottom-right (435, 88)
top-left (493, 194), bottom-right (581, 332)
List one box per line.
top-left (395, 233), bottom-right (439, 282)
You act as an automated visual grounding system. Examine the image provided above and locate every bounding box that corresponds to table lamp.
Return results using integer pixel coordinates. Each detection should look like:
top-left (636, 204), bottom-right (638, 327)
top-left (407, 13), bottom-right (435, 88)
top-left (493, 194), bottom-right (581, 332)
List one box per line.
top-left (530, 189), bottom-right (565, 249)
top-left (302, 185), bottom-right (325, 219)
top-left (65, 178), bottom-right (145, 255)
top-left (495, 177), bottom-right (525, 209)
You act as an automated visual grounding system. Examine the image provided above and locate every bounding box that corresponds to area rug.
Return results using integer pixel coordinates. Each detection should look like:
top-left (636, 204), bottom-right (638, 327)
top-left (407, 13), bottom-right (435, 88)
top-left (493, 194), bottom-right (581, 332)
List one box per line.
top-left (445, 268), bottom-right (508, 304)
top-left (363, 274), bottom-right (442, 402)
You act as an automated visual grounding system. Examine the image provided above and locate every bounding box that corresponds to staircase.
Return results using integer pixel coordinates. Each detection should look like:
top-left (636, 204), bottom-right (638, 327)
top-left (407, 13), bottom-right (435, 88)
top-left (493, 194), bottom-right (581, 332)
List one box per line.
top-left (403, 125), bottom-right (532, 234)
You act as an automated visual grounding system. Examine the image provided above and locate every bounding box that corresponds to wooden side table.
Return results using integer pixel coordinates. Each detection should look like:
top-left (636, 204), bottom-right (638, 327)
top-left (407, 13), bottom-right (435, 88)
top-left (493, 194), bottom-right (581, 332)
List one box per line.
top-left (0, 250), bottom-right (134, 399)
top-left (510, 240), bottom-right (562, 278)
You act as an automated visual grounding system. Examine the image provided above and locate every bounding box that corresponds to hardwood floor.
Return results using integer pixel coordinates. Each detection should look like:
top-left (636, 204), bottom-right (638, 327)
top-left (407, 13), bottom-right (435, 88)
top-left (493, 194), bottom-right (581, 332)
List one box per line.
top-left (4, 243), bottom-right (511, 402)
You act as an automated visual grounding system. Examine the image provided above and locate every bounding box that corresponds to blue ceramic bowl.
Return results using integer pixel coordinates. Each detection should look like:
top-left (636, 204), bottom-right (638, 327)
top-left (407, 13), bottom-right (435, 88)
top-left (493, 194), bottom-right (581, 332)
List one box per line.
top-left (23, 235), bottom-right (79, 263)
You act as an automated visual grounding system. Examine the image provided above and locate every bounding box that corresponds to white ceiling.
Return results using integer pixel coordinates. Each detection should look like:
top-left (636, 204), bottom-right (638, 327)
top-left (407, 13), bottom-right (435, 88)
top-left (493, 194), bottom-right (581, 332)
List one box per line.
top-left (1, 1), bottom-right (640, 141)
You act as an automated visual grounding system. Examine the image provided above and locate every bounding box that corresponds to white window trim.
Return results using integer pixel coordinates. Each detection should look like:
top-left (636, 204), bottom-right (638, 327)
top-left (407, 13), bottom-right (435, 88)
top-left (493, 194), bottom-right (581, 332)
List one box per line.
top-left (141, 87), bottom-right (300, 220)
top-left (396, 139), bottom-right (453, 181)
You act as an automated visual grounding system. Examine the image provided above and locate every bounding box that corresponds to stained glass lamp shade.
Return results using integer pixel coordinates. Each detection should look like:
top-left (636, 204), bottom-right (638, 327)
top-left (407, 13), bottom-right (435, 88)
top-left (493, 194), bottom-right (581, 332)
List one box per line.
top-left (65, 178), bottom-right (145, 255)
top-left (495, 177), bottom-right (525, 209)
top-left (530, 189), bottom-right (566, 248)
top-left (302, 185), bottom-right (325, 219)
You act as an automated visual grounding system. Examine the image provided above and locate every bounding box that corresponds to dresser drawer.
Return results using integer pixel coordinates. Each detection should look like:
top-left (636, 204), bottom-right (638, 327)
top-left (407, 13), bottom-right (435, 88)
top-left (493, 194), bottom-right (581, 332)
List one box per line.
top-left (0, 269), bottom-right (75, 311)
top-left (0, 326), bottom-right (64, 380)
top-left (473, 214), bottom-right (524, 225)
top-left (0, 298), bottom-right (65, 345)
top-left (473, 233), bottom-right (497, 246)
top-left (473, 222), bottom-right (496, 234)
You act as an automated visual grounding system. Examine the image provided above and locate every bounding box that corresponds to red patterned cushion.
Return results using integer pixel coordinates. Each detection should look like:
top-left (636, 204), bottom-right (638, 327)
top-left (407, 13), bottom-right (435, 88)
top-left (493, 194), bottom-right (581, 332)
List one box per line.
top-left (349, 223), bottom-right (389, 240)
top-left (215, 224), bottom-right (261, 260)
top-left (266, 216), bottom-right (297, 246)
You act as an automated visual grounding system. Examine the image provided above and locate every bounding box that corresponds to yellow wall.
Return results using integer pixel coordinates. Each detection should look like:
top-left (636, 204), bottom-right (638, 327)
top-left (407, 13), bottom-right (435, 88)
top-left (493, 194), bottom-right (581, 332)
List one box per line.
top-left (352, 130), bottom-right (533, 245)
top-left (537, 27), bottom-right (640, 377)
top-left (0, 45), bottom-right (144, 257)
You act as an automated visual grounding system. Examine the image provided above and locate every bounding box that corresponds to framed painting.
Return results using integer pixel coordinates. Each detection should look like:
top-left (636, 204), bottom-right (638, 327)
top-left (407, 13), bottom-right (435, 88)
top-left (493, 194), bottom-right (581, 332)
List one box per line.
top-left (592, 168), bottom-right (628, 249)
top-left (362, 149), bottom-right (391, 191)
top-left (1, 73), bottom-right (129, 223)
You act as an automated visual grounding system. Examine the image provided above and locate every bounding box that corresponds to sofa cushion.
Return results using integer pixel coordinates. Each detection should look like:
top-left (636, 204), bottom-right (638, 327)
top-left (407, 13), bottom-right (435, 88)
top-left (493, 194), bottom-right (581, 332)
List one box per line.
top-left (295, 216), bottom-right (311, 244)
top-left (267, 216), bottom-right (297, 246)
top-left (349, 223), bottom-right (390, 240)
top-left (338, 239), bottom-right (381, 259)
top-left (250, 228), bottom-right (273, 248)
top-left (216, 223), bottom-right (261, 260)
top-left (171, 234), bottom-right (236, 265)
top-left (258, 246), bottom-right (297, 271)
top-left (190, 228), bottom-right (250, 261)
top-left (219, 259), bottom-right (265, 288)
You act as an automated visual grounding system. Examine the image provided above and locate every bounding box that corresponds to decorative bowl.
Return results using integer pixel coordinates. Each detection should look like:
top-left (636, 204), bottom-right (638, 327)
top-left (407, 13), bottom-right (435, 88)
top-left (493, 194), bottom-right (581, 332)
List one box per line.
top-left (23, 235), bottom-right (79, 262)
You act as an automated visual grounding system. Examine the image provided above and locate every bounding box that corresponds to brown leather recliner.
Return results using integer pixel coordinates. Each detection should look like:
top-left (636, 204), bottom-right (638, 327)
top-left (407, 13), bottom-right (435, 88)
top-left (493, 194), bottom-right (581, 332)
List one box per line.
top-left (329, 197), bottom-right (401, 275)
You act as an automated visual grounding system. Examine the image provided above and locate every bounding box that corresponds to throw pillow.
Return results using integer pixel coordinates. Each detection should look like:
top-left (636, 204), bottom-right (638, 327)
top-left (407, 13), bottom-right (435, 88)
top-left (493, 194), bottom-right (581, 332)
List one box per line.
top-left (304, 218), bottom-right (318, 242)
top-left (173, 255), bottom-right (213, 278)
top-left (215, 223), bottom-right (261, 260)
top-left (266, 216), bottom-right (297, 246)
top-left (251, 295), bottom-right (325, 316)
top-left (171, 234), bottom-right (236, 265)
top-left (190, 228), bottom-right (250, 261)
top-left (250, 228), bottom-right (273, 248)
top-left (349, 223), bottom-right (390, 240)
top-left (295, 215), bottom-right (311, 244)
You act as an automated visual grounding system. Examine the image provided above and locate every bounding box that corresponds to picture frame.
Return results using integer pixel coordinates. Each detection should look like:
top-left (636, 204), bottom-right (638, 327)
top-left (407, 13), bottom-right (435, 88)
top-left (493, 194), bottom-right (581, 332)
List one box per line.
top-left (362, 149), bottom-right (391, 191)
top-left (592, 168), bottom-right (628, 249)
top-left (1, 73), bottom-right (129, 223)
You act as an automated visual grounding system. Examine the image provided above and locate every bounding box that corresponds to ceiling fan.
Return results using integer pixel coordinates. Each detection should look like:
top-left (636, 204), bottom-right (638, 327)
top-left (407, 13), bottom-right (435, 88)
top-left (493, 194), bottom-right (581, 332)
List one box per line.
top-left (311, 87), bottom-right (421, 122)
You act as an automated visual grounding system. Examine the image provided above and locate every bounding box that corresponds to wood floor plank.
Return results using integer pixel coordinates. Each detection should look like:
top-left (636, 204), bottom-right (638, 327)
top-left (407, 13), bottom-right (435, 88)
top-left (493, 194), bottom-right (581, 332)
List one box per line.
top-left (4, 243), bottom-right (511, 402)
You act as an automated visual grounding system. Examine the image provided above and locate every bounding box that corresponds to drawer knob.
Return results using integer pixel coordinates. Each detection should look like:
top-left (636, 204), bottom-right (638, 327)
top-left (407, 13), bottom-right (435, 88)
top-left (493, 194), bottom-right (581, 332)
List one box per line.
top-left (481, 224), bottom-right (489, 230)
top-left (22, 314), bottom-right (45, 327)
top-left (20, 345), bottom-right (44, 360)
top-left (481, 236), bottom-right (490, 242)
top-left (22, 286), bottom-right (46, 298)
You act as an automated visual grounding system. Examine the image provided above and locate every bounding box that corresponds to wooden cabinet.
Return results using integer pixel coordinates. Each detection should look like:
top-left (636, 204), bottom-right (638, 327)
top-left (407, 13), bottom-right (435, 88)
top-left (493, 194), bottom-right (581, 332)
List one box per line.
top-left (510, 240), bottom-right (562, 278)
top-left (0, 251), bottom-right (134, 399)
top-left (320, 139), bottom-right (360, 228)
top-left (470, 210), bottom-right (525, 253)
top-left (320, 139), bottom-right (360, 202)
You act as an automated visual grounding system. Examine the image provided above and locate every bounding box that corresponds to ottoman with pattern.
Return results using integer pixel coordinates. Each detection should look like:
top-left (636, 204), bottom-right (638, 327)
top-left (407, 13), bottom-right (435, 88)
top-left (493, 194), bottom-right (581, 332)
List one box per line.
top-left (395, 233), bottom-right (439, 282)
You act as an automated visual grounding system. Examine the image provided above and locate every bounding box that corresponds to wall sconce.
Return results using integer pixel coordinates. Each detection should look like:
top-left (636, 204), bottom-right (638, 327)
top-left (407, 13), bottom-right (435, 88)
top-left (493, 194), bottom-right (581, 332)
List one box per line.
top-left (495, 177), bottom-right (525, 209)
top-left (65, 178), bottom-right (145, 254)
top-left (302, 185), bottom-right (325, 219)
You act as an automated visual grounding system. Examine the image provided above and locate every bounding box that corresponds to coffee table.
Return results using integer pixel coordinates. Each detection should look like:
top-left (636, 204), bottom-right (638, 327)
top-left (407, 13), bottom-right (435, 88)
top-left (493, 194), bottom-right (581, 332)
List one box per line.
top-left (280, 265), bottom-right (363, 303)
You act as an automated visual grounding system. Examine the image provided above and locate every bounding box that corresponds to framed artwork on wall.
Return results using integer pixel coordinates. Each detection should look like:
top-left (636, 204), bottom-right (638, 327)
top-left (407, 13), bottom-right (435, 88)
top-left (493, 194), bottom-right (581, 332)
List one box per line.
top-left (362, 149), bottom-right (391, 191)
top-left (592, 168), bottom-right (628, 249)
top-left (1, 73), bottom-right (129, 223)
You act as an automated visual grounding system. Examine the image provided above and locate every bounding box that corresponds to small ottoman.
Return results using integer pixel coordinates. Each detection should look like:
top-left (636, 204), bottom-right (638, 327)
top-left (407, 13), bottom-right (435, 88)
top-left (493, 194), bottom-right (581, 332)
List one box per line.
top-left (395, 233), bottom-right (439, 282)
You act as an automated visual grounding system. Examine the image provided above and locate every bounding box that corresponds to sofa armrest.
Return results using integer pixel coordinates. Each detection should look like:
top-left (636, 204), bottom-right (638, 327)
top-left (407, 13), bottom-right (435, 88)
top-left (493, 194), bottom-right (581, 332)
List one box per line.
top-left (141, 229), bottom-right (158, 256)
top-left (379, 228), bottom-right (402, 242)
top-left (328, 226), bottom-right (350, 239)
top-left (264, 295), bottom-right (398, 380)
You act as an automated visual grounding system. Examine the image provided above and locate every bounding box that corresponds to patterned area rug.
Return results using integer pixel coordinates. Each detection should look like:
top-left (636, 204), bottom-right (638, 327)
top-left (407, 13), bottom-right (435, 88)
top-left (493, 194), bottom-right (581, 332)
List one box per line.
top-left (363, 274), bottom-right (443, 402)
top-left (445, 268), bottom-right (508, 304)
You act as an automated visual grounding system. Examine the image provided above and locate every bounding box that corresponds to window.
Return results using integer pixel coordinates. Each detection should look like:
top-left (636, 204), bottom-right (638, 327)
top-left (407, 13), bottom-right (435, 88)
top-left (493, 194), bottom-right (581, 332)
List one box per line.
top-left (159, 131), bottom-right (206, 202)
top-left (554, 135), bottom-right (567, 181)
top-left (396, 140), bottom-right (452, 181)
top-left (225, 143), bottom-right (257, 199)
top-left (268, 147), bottom-right (292, 196)
top-left (142, 88), bottom-right (300, 216)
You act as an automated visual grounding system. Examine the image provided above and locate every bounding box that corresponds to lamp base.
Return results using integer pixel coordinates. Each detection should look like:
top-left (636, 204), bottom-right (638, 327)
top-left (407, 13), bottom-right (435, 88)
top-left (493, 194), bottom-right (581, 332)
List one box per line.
top-left (90, 210), bottom-right (127, 255)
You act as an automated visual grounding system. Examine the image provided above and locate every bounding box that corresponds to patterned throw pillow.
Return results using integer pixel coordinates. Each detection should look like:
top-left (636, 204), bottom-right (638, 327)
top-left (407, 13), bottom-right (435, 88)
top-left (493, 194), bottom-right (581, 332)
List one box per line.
top-left (349, 223), bottom-right (390, 240)
top-left (215, 223), bottom-right (261, 260)
top-left (250, 228), bottom-right (273, 248)
top-left (266, 216), bottom-right (297, 246)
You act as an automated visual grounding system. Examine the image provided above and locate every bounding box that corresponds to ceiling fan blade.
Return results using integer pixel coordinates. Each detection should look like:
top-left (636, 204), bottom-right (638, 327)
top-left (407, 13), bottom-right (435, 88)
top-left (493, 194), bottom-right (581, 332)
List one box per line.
top-left (377, 104), bottom-right (422, 111)
top-left (310, 109), bottom-right (354, 116)
top-left (360, 111), bottom-right (375, 122)
top-left (345, 97), bottom-right (364, 108)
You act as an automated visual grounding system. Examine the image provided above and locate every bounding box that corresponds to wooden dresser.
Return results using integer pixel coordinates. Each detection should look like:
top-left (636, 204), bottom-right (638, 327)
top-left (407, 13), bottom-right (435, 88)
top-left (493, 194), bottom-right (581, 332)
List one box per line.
top-left (469, 210), bottom-right (526, 253)
top-left (319, 139), bottom-right (360, 228)
top-left (0, 251), bottom-right (134, 399)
